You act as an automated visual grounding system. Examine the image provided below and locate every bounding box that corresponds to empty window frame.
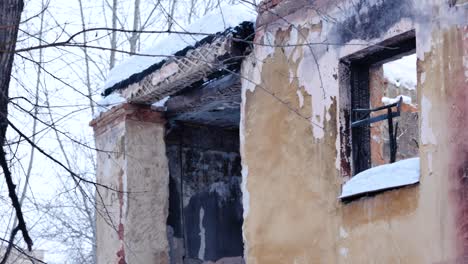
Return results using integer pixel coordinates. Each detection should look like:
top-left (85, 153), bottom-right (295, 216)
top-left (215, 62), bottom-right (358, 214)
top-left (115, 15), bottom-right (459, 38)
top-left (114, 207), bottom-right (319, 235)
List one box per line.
top-left (339, 31), bottom-right (419, 177)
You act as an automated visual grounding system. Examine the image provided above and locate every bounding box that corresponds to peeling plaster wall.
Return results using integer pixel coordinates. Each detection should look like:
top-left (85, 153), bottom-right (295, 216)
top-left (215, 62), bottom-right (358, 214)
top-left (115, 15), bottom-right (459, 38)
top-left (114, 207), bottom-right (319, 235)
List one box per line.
top-left (94, 119), bottom-right (125, 264)
top-left (241, 0), bottom-right (467, 263)
top-left (421, 22), bottom-right (468, 262)
top-left (92, 105), bottom-right (170, 264)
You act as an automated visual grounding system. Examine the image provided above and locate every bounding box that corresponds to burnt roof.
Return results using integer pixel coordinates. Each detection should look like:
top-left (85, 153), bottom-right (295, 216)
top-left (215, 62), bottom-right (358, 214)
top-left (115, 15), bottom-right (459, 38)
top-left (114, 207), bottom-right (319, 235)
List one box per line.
top-left (102, 21), bottom-right (255, 97)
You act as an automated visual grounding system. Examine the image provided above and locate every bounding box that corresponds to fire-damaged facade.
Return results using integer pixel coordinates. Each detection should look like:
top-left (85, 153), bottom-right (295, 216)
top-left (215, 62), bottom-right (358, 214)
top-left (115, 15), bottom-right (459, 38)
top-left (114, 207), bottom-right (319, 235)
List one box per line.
top-left (90, 1), bottom-right (467, 264)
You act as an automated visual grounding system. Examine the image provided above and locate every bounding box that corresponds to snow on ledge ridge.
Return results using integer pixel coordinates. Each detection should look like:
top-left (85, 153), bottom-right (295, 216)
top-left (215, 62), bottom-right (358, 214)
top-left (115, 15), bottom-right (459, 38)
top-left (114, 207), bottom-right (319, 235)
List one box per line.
top-left (151, 96), bottom-right (170, 111)
top-left (93, 93), bottom-right (126, 119)
top-left (381, 95), bottom-right (412, 105)
top-left (340, 158), bottom-right (420, 199)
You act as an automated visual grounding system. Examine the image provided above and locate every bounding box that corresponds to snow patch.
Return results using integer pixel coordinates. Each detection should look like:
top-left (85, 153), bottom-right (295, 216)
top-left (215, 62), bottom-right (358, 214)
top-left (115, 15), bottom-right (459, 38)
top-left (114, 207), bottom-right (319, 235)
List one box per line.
top-left (383, 54), bottom-right (417, 90)
top-left (381, 95), bottom-right (412, 105)
top-left (151, 96), bottom-right (170, 110)
top-left (103, 4), bottom-right (256, 91)
top-left (94, 93), bottom-right (126, 118)
top-left (339, 158), bottom-right (420, 199)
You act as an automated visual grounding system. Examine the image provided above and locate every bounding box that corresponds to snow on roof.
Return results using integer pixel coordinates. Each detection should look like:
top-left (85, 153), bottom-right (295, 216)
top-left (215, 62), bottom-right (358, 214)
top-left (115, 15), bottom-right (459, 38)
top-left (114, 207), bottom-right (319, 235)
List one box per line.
top-left (383, 54), bottom-right (417, 90)
top-left (94, 93), bottom-right (126, 118)
top-left (103, 4), bottom-right (256, 94)
top-left (339, 158), bottom-right (420, 199)
top-left (381, 95), bottom-right (412, 105)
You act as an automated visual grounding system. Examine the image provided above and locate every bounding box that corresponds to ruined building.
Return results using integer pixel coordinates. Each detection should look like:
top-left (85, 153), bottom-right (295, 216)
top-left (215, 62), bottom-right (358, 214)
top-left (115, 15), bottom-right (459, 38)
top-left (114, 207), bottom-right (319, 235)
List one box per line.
top-left (90, 1), bottom-right (467, 263)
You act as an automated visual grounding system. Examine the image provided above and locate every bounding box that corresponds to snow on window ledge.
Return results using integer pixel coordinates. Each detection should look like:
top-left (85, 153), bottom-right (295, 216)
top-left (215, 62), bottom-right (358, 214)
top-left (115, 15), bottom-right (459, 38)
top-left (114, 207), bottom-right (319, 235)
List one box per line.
top-left (339, 158), bottom-right (420, 199)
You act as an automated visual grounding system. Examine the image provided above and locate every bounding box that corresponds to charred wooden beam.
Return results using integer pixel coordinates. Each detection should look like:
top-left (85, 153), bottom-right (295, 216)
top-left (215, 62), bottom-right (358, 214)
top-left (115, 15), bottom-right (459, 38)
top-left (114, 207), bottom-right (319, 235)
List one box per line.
top-left (164, 73), bottom-right (241, 128)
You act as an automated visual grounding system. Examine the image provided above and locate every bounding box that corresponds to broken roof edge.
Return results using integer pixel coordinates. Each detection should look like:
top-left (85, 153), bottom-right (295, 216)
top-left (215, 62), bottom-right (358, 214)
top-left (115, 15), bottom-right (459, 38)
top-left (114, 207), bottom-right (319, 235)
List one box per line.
top-left (102, 21), bottom-right (255, 98)
top-left (101, 32), bottom-right (219, 97)
top-left (102, 4), bottom-right (256, 93)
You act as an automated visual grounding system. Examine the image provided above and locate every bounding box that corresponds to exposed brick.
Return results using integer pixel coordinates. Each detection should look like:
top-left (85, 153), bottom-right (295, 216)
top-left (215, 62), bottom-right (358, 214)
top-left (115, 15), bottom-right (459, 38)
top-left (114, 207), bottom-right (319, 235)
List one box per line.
top-left (90, 103), bottom-right (165, 136)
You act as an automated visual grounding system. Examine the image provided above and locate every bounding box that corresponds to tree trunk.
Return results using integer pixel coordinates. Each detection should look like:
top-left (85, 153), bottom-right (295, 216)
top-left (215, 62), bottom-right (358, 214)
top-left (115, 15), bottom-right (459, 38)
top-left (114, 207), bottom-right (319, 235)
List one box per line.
top-left (188, 0), bottom-right (196, 24)
top-left (78, 0), bottom-right (95, 116)
top-left (109, 0), bottom-right (118, 69)
top-left (13, 0), bottom-right (46, 228)
top-left (0, 0), bottom-right (23, 141)
top-left (168, 0), bottom-right (177, 31)
top-left (0, 0), bottom-right (33, 263)
top-left (129, 0), bottom-right (140, 53)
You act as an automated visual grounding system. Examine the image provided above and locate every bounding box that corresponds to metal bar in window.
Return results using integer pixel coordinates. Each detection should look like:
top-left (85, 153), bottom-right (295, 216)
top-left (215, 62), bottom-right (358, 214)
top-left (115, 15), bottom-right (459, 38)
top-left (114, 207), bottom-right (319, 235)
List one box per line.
top-left (351, 97), bottom-right (402, 128)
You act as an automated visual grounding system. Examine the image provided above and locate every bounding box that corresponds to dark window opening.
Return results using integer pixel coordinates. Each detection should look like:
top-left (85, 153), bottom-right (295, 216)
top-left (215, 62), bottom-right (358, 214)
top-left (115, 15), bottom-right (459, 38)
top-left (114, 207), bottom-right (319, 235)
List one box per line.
top-left (339, 31), bottom-right (419, 177)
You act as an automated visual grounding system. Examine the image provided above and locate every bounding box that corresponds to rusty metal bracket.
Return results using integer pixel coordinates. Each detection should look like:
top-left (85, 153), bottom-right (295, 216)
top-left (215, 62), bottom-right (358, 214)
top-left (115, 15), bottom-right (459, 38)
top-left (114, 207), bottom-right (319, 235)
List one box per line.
top-left (351, 96), bottom-right (402, 163)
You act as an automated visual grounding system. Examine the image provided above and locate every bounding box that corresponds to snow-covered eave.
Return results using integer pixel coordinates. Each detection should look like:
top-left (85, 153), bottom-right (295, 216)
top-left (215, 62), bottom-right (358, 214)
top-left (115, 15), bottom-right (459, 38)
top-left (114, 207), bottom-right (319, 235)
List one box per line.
top-left (102, 30), bottom-right (224, 97)
top-left (102, 21), bottom-right (255, 104)
top-left (121, 34), bottom-right (237, 104)
top-left (92, 92), bottom-right (127, 120)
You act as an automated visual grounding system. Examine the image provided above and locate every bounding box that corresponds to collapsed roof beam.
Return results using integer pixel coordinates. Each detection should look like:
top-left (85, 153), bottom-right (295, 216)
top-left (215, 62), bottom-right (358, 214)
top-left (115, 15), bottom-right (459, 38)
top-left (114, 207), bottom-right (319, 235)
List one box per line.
top-left (119, 20), bottom-right (253, 105)
top-left (163, 73), bottom-right (241, 128)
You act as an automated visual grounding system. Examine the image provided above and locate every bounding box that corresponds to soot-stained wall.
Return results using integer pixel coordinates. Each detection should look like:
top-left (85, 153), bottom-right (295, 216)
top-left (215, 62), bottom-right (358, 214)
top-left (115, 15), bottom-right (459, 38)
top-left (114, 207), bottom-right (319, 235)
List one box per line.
top-left (165, 123), bottom-right (244, 264)
top-left (241, 0), bottom-right (466, 263)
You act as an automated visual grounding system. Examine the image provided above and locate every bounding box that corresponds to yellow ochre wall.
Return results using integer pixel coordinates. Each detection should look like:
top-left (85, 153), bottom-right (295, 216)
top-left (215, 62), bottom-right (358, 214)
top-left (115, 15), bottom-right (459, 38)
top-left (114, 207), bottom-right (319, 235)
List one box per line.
top-left (240, 0), bottom-right (467, 263)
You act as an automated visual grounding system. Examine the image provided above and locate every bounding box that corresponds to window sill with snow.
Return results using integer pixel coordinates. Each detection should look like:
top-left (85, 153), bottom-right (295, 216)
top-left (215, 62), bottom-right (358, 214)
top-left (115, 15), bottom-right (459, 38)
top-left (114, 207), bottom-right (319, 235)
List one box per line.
top-left (339, 158), bottom-right (420, 200)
